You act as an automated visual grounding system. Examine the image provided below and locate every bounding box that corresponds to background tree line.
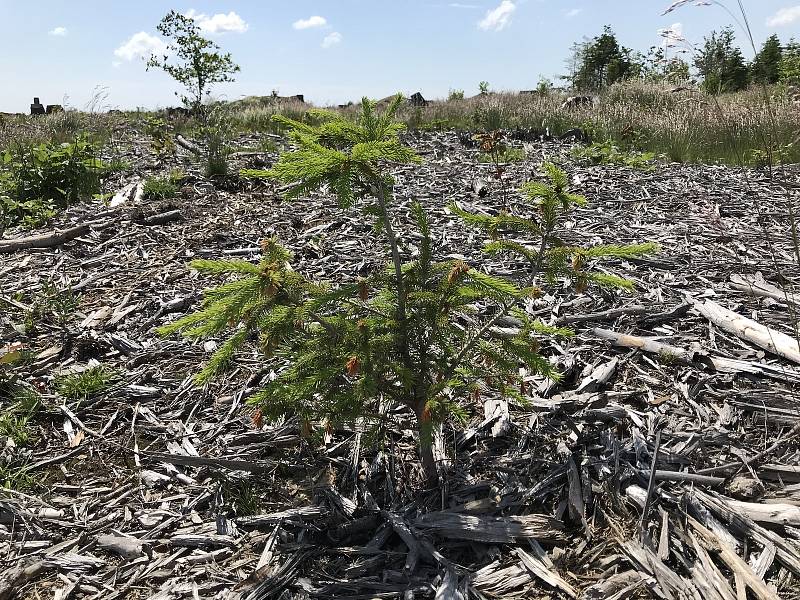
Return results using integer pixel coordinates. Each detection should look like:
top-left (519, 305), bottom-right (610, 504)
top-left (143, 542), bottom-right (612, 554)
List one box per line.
top-left (564, 25), bottom-right (800, 94)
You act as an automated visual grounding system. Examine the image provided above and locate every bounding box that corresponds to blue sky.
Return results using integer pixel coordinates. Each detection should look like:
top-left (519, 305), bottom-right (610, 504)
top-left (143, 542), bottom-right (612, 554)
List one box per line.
top-left (1, 1), bottom-right (799, 111)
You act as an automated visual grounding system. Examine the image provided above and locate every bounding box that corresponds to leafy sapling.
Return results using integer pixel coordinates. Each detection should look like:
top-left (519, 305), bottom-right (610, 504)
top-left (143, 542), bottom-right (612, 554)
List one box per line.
top-left (147, 10), bottom-right (240, 116)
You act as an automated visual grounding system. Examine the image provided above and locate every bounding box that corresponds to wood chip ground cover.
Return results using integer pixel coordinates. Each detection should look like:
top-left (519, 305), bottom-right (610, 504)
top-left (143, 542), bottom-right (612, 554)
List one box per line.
top-left (1, 130), bottom-right (800, 599)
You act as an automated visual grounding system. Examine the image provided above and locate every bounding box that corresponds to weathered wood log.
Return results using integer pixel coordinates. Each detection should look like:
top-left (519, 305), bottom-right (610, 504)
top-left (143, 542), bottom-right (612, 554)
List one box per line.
top-left (413, 512), bottom-right (568, 544)
top-left (175, 134), bottom-right (202, 155)
top-left (715, 498), bottom-right (800, 527)
top-left (692, 490), bottom-right (800, 576)
top-left (96, 533), bottom-right (146, 559)
top-left (592, 328), bottom-right (699, 365)
top-left (141, 209), bottom-right (183, 226)
top-left (0, 224), bottom-right (90, 254)
top-left (692, 298), bottom-right (800, 364)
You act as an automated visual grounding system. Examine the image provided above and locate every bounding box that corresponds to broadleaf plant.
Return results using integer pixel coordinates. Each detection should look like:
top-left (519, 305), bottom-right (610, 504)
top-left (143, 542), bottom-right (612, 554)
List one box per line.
top-left (146, 10), bottom-right (240, 114)
top-left (161, 96), bottom-right (657, 484)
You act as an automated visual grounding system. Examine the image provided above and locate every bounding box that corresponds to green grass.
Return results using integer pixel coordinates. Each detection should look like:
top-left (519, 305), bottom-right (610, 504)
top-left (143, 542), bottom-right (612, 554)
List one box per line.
top-left (321, 82), bottom-right (800, 166)
top-left (0, 464), bottom-right (35, 490)
top-left (23, 283), bottom-right (79, 333)
top-left (56, 365), bottom-right (116, 401)
top-left (0, 386), bottom-right (42, 447)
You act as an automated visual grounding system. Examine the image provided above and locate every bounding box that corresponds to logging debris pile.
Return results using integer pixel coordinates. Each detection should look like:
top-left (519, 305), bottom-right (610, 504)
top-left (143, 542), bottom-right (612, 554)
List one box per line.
top-left (1, 131), bottom-right (800, 599)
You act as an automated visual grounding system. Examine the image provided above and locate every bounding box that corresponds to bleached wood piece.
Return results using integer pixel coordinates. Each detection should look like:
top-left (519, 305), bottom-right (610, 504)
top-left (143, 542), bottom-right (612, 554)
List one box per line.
top-left (693, 298), bottom-right (800, 364)
top-left (592, 328), bottom-right (697, 365)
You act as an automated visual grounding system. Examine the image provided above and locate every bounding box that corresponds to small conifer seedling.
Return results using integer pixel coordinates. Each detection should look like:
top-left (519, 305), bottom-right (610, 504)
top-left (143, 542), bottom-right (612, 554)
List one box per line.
top-left (161, 97), bottom-right (656, 484)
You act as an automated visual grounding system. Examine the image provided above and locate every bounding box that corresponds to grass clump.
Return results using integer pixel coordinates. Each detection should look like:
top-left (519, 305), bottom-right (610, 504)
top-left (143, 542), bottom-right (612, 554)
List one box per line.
top-left (57, 365), bottom-right (116, 401)
top-left (23, 282), bottom-right (79, 333)
top-left (0, 387), bottom-right (41, 446)
top-left (0, 345), bottom-right (42, 460)
top-left (143, 175), bottom-right (179, 200)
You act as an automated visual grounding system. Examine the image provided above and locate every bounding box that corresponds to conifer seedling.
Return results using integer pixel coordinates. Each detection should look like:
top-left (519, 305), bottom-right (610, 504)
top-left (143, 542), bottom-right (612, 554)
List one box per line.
top-left (160, 96), bottom-right (656, 484)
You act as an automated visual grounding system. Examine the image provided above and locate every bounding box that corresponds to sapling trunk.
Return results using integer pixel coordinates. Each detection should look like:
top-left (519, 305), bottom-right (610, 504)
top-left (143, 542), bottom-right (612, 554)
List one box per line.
top-left (377, 182), bottom-right (436, 482)
top-left (375, 183), bottom-right (407, 327)
top-left (415, 401), bottom-right (438, 484)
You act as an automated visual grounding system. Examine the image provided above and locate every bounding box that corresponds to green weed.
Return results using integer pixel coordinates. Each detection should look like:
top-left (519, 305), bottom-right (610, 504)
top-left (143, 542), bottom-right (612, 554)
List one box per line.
top-left (24, 283), bottom-right (79, 333)
top-left (572, 140), bottom-right (655, 170)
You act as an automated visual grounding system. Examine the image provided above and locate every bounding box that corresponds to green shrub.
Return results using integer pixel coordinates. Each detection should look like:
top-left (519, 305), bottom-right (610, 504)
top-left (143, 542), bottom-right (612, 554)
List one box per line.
top-left (203, 108), bottom-right (232, 177)
top-left (478, 146), bottom-right (525, 164)
top-left (143, 116), bottom-right (176, 157)
top-left (448, 89), bottom-right (465, 101)
top-left (0, 136), bottom-right (106, 230)
top-left (572, 140), bottom-right (655, 170)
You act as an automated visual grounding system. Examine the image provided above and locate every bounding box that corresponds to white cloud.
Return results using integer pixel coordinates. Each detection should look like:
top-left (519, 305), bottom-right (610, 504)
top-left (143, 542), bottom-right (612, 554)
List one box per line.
top-left (564, 8), bottom-right (582, 18)
top-left (112, 61), bottom-right (122, 68)
top-left (185, 10), bottom-right (249, 34)
top-left (114, 32), bottom-right (167, 62)
top-left (478, 1), bottom-right (515, 31)
top-left (767, 6), bottom-right (800, 27)
top-left (48, 26), bottom-right (68, 36)
top-left (449, 3), bottom-right (479, 7)
top-left (322, 31), bottom-right (342, 48)
top-left (293, 15), bottom-right (327, 30)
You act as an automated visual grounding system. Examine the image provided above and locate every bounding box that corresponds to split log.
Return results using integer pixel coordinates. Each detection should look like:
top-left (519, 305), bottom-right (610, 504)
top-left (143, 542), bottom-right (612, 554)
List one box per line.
top-left (110, 181), bottom-right (142, 207)
top-left (581, 570), bottom-right (642, 599)
top-left (0, 224), bottom-right (90, 254)
top-left (413, 512), bottom-right (568, 544)
top-left (692, 490), bottom-right (800, 576)
top-left (692, 298), bottom-right (800, 364)
top-left (574, 357), bottom-right (618, 393)
top-left (96, 533), bottom-right (146, 559)
top-left (715, 498), bottom-right (800, 527)
top-left (515, 547), bottom-right (578, 598)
